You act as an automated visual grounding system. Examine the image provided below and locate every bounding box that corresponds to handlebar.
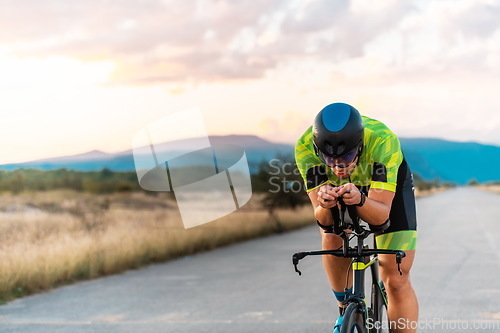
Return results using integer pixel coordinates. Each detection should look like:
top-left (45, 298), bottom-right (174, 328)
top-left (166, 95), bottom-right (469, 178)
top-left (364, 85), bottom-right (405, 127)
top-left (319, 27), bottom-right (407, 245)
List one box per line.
top-left (292, 249), bottom-right (406, 276)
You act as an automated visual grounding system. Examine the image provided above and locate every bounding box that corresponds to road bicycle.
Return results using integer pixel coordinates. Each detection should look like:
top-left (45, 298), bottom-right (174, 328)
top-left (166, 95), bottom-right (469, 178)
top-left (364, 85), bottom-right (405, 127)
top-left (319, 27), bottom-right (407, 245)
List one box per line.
top-left (292, 199), bottom-right (406, 333)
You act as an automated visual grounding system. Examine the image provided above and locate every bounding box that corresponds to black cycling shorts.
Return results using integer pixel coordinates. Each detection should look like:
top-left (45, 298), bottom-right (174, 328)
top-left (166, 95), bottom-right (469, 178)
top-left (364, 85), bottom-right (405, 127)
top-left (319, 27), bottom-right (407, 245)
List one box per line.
top-left (375, 159), bottom-right (417, 251)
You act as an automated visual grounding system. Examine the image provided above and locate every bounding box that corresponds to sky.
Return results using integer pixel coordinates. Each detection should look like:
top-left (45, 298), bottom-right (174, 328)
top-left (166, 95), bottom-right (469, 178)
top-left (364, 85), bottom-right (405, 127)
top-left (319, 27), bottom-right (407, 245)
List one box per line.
top-left (0, 0), bottom-right (499, 164)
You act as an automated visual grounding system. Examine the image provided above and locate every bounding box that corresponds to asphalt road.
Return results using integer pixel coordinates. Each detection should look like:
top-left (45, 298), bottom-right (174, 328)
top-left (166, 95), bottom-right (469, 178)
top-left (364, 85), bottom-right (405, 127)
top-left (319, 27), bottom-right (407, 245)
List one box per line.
top-left (0, 187), bottom-right (499, 332)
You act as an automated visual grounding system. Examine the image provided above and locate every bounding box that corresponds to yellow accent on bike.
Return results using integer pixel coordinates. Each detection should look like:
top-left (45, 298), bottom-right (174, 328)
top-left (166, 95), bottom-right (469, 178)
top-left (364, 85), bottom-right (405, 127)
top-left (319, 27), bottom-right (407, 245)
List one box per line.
top-left (352, 259), bottom-right (377, 270)
top-left (352, 262), bottom-right (367, 270)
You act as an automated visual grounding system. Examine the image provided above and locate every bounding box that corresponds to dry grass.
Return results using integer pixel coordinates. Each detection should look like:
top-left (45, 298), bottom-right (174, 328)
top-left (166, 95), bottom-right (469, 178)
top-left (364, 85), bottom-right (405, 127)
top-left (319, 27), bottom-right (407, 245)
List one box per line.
top-left (0, 190), bottom-right (314, 302)
top-left (0, 186), bottom-right (445, 303)
top-left (474, 184), bottom-right (500, 194)
top-left (414, 187), bottom-right (450, 198)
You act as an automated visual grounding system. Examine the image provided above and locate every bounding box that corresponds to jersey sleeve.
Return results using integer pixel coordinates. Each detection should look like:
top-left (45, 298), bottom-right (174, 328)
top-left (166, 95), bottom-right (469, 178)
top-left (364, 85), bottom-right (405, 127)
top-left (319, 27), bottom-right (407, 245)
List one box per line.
top-left (369, 133), bottom-right (403, 192)
top-left (294, 130), bottom-right (329, 192)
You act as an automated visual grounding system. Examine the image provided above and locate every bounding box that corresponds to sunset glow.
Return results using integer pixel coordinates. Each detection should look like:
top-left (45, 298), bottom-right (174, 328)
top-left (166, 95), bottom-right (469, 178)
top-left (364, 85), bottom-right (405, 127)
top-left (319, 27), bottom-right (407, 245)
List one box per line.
top-left (0, 0), bottom-right (499, 164)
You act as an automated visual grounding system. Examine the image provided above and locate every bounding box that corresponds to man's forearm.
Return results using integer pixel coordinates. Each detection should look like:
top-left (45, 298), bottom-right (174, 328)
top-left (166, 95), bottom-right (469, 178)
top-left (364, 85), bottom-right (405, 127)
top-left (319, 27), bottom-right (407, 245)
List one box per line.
top-left (356, 197), bottom-right (390, 225)
top-left (315, 205), bottom-right (334, 225)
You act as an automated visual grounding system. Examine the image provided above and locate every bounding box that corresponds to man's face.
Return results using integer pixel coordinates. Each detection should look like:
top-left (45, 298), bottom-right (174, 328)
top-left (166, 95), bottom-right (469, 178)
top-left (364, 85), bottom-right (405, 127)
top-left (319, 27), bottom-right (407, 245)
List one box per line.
top-left (331, 156), bottom-right (359, 179)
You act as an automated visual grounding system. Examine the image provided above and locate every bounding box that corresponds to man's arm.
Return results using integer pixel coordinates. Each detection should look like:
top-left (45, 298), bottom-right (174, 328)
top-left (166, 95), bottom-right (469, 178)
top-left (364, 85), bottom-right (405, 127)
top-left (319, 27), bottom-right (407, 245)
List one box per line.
top-left (337, 184), bottom-right (395, 225)
top-left (307, 185), bottom-right (341, 226)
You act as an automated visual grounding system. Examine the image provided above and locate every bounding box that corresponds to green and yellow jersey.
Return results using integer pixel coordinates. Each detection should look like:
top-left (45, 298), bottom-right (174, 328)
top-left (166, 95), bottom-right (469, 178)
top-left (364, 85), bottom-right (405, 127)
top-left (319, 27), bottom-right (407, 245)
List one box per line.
top-left (295, 116), bottom-right (418, 251)
top-left (295, 116), bottom-right (403, 193)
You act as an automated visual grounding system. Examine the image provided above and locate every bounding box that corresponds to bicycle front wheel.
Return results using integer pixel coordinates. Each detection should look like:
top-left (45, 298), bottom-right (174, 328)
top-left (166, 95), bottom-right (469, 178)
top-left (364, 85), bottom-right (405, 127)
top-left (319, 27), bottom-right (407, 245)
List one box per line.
top-left (341, 303), bottom-right (366, 333)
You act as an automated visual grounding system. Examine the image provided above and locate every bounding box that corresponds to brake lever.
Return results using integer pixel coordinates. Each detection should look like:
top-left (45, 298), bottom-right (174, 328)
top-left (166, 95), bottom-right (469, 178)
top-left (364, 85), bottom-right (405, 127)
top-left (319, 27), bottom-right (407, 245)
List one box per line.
top-left (294, 264), bottom-right (302, 276)
top-left (395, 251), bottom-right (406, 275)
top-left (292, 253), bottom-right (305, 276)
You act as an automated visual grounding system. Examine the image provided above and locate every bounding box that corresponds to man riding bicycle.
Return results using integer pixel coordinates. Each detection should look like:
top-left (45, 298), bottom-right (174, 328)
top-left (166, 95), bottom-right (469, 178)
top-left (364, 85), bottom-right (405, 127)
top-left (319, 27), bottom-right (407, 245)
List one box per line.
top-left (294, 103), bottom-right (418, 333)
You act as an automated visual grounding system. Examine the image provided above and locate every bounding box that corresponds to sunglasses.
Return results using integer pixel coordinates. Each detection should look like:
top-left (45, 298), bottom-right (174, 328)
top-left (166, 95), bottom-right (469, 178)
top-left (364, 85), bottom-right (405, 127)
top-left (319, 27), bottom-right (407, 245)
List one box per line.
top-left (316, 145), bottom-right (360, 168)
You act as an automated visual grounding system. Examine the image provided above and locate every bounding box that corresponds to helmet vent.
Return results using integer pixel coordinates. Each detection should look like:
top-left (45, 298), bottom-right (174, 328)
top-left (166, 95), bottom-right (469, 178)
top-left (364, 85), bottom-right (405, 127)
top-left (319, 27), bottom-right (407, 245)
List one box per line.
top-left (336, 143), bottom-right (345, 156)
top-left (325, 142), bottom-right (334, 155)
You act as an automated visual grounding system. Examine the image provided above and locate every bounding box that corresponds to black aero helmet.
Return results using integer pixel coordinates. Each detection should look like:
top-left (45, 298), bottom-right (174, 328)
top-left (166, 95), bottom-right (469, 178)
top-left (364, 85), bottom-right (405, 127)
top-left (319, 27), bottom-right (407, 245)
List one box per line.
top-left (313, 103), bottom-right (364, 158)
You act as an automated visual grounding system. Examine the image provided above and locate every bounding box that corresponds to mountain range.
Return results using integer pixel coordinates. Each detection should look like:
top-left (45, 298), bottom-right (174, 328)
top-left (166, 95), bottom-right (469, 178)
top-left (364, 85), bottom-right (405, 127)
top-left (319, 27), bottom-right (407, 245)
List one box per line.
top-left (1, 135), bottom-right (498, 185)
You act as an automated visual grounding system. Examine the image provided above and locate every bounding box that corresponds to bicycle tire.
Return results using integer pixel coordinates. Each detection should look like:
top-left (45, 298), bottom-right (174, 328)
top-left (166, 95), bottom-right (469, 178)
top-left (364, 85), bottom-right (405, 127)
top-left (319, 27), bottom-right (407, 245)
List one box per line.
top-left (370, 281), bottom-right (390, 333)
top-left (341, 303), bottom-right (366, 333)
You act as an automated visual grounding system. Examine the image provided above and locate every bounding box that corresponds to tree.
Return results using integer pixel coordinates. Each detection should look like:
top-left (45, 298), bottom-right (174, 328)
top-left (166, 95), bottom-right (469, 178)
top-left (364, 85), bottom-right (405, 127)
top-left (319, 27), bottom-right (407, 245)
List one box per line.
top-left (467, 178), bottom-right (479, 186)
top-left (252, 154), bottom-right (308, 232)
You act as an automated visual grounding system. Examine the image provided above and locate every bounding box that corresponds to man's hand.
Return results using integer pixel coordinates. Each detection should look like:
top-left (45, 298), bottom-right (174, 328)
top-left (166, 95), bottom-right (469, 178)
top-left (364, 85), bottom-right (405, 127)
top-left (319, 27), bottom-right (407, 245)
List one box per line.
top-left (317, 184), bottom-right (340, 209)
top-left (337, 183), bottom-right (363, 206)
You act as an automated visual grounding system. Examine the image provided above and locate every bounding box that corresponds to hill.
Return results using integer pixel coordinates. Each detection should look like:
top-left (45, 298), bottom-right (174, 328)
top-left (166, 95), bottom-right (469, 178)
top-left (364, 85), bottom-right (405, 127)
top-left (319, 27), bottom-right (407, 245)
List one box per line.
top-left (400, 138), bottom-right (500, 184)
top-left (0, 136), bottom-right (498, 185)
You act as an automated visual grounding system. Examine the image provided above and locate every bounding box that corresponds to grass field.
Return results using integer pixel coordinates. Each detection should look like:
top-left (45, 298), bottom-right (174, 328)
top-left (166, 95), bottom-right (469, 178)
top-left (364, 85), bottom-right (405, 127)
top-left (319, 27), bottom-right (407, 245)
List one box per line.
top-left (0, 190), bottom-right (314, 302)
top-left (0, 186), bottom-right (445, 303)
top-left (475, 184), bottom-right (500, 194)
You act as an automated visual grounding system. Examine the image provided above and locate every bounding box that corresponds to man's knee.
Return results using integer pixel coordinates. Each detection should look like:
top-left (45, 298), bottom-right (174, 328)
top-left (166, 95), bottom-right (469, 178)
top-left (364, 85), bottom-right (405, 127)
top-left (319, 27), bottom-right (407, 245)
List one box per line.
top-left (384, 272), bottom-right (411, 294)
top-left (380, 250), bottom-right (416, 295)
top-left (321, 232), bottom-right (342, 250)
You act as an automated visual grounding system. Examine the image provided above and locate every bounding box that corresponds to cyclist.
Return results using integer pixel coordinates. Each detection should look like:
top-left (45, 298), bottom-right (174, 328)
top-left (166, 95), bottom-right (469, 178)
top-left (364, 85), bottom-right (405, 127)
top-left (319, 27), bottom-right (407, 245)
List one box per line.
top-left (294, 103), bottom-right (418, 333)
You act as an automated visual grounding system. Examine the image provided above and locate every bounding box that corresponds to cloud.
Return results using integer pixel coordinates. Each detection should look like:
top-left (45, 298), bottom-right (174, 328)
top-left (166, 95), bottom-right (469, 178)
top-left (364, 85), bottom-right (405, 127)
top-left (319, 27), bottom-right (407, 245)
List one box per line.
top-left (435, 0), bottom-right (500, 39)
top-left (280, 0), bottom-right (415, 58)
top-left (2, 1), bottom-right (288, 82)
top-left (396, 0), bottom-right (500, 73)
top-left (1, 0), bottom-right (500, 85)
